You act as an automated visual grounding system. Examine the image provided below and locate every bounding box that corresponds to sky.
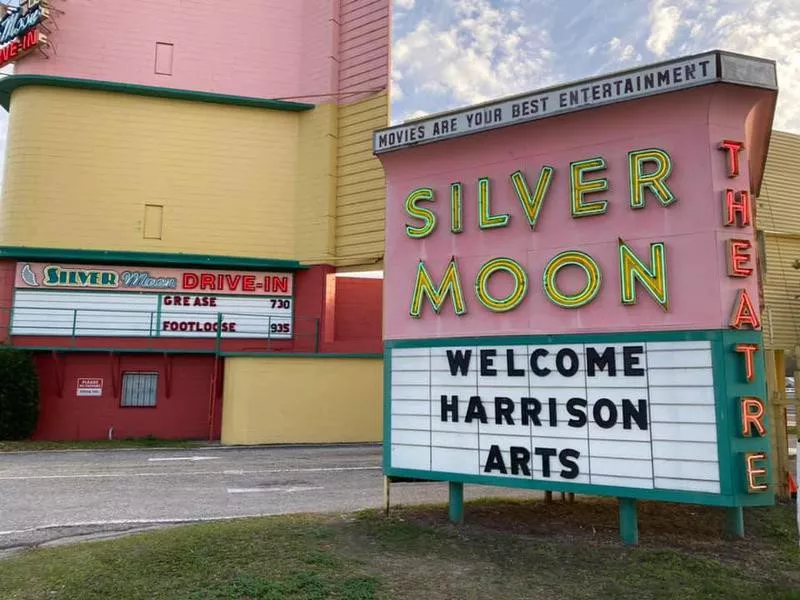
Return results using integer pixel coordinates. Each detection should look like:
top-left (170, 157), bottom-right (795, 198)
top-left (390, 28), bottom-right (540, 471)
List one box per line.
top-left (0, 0), bottom-right (796, 170)
top-left (390, 0), bottom-right (799, 132)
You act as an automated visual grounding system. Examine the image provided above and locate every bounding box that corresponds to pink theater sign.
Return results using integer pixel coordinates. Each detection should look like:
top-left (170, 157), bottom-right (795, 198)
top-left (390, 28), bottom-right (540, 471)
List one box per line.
top-left (376, 51), bottom-right (778, 538)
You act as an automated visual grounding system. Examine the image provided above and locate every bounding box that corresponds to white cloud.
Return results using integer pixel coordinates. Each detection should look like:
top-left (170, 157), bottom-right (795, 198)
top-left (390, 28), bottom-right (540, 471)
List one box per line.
top-left (390, 67), bottom-right (404, 102)
top-left (391, 0), bottom-right (556, 111)
top-left (646, 0), bottom-right (682, 56)
top-left (391, 109), bottom-right (428, 126)
top-left (677, 0), bottom-right (800, 132)
top-left (395, 0), bottom-right (415, 10)
top-left (608, 37), bottom-right (639, 64)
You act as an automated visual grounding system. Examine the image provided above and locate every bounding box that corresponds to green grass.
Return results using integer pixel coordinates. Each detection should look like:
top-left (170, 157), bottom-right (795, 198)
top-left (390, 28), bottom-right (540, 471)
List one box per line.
top-left (0, 438), bottom-right (208, 452)
top-left (1, 500), bottom-right (799, 599)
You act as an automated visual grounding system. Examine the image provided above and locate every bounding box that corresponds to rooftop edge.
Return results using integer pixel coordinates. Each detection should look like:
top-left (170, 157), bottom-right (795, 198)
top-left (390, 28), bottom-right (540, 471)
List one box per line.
top-left (0, 75), bottom-right (316, 112)
top-left (373, 50), bottom-right (777, 154)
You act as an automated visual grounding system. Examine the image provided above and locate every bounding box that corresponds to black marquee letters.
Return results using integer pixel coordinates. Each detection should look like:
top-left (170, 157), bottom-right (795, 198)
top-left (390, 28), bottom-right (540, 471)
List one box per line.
top-left (480, 349), bottom-right (497, 376)
top-left (465, 396), bottom-right (488, 424)
top-left (555, 348), bottom-right (580, 376)
top-left (530, 348), bottom-right (551, 376)
top-left (441, 395), bottom-right (458, 422)
top-left (510, 447), bottom-right (531, 476)
top-left (593, 398), bottom-right (618, 429)
top-left (484, 445), bottom-right (507, 474)
top-left (567, 397), bottom-right (588, 428)
top-left (586, 346), bottom-right (616, 376)
top-left (446, 350), bottom-right (471, 376)
top-left (535, 447), bottom-right (558, 477)
top-left (483, 445), bottom-right (581, 480)
top-left (559, 449), bottom-right (580, 479)
top-left (428, 344), bottom-right (654, 484)
top-left (506, 349), bottom-right (525, 376)
top-left (521, 397), bottom-right (542, 426)
top-left (441, 345), bottom-right (648, 379)
top-left (623, 345), bottom-right (645, 376)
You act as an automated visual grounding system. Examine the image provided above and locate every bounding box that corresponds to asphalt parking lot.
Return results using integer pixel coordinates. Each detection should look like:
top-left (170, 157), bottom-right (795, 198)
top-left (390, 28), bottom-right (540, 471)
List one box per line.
top-left (0, 444), bottom-right (539, 553)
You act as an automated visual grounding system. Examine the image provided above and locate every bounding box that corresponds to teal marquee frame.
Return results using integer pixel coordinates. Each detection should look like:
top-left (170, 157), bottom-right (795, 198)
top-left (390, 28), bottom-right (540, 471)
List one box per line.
top-left (383, 328), bottom-right (773, 509)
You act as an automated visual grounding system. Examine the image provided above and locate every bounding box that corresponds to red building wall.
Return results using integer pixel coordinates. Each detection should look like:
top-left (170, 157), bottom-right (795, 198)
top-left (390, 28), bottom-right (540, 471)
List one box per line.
top-left (2, 262), bottom-right (383, 441)
top-left (0, 261), bottom-right (15, 341)
top-left (33, 353), bottom-right (221, 441)
top-left (334, 277), bottom-right (382, 341)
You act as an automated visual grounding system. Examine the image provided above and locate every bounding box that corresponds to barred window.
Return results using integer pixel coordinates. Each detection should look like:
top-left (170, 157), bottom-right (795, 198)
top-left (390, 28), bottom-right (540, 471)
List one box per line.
top-left (121, 372), bottom-right (158, 407)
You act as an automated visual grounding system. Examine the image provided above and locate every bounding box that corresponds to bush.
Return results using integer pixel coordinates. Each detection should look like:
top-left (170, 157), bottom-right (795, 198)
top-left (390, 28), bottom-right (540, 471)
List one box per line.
top-left (0, 348), bottom-right (40, 439)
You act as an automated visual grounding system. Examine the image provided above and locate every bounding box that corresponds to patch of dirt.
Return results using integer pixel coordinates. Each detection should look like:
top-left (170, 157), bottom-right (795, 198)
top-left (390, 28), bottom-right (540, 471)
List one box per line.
top-left (384, 498), bottom-right (799, 569)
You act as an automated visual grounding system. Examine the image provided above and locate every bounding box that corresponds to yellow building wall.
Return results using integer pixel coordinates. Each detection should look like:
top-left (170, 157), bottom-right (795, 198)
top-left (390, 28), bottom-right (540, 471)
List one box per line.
top-left (295, 102), bottom-right (338, 264)
top-left (1, 86), bottom-right (304, 259)
top-left (1, 85), bottom-right (390, 268)
top-left (761, 234), bottom-right (800, 351)
top-left (221, 357), bottom-right (383, 445)
top-left (757, 131), bottom-right (800, 351)
top-left (336, 92), bottom-right (388, 268)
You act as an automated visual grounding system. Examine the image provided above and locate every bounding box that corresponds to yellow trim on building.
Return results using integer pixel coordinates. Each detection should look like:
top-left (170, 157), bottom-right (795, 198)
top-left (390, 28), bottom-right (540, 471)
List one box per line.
top-left (757, 130), bottom-right (800, 351)
top-left (296, 102), bottom-right (338, 264)
top-left (221, 357), bottom-right (383, 445)
top-left (1, 85), bottom-right (389, 269)
top-left (336, 92), bottom-right (388, 267)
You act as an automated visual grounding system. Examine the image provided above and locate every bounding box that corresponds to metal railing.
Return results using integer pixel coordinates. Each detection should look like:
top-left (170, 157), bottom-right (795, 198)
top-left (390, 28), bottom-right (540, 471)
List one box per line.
top-left (1, 306), bottom-right (322, 355)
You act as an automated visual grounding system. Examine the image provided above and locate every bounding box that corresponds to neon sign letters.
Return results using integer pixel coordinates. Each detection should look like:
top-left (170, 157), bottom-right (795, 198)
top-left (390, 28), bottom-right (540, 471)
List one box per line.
top-left (405, 148), bottom-right (675, 317)
top-left (0, 0), bottom-right (48, 69)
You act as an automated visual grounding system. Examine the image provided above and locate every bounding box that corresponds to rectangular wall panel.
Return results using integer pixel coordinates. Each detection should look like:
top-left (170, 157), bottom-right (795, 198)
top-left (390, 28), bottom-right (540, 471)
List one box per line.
top-left (12, 290), bottom-right (294, 339)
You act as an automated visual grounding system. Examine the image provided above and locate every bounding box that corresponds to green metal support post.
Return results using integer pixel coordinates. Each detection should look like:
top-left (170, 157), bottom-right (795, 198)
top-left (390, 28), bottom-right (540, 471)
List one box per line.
top-left (448, 481), bottom-right (464, 524)
top-left (725, 507), bottom-right (745, 538)
top-left (619, 498), bottom-right (639, 545)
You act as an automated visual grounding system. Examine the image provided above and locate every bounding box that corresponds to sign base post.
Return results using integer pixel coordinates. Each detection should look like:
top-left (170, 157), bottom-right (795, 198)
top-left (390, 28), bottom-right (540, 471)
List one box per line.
top-left (725, 507), bottom-right (745, 538)
top-left (619, 498), bottom-right (639, 545)
top-left (448, 482), bottom-right (464, 524)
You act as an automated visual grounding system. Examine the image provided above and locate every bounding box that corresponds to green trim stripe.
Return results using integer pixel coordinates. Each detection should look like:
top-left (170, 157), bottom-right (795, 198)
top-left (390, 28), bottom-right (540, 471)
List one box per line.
top-left (222, 352), bottom-right (382, 359)
top-left (7, 347), bottom-right (381, 359)
top-left (385, 466), bottom-right (742, 507)
top-left (711, 333), bottom-right (734, 497)
top-left (0, 75), bottom-right (314, 112)
top-left (383, 346), bottom-right (393, 469)
top-left (0, 246), bottom-right (305, 271)
top-left (385, 328), bottom-right (716, 348)
top-left (721, 329), bottom-right (772, 503)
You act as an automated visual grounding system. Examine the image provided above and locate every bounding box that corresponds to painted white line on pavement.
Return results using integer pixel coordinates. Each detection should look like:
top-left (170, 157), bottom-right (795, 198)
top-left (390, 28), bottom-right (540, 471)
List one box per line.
top-left (0, 443), bottom-right (381, 456)
top-left (148, 456), bottom-right (220, 462)
top-left (0, 466), bottom-right (381, 481)
top-left (0, 514), bottom-right (286, 537)
top-left (227, 486), bottom-right (325, 494)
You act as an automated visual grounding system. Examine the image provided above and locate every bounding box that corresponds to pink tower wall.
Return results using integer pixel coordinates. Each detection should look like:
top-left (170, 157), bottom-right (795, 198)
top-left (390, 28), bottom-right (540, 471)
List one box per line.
top-left (338, 0), bottom-right (390, 102)
top-left (17, 0), bottom-right (390, 103)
